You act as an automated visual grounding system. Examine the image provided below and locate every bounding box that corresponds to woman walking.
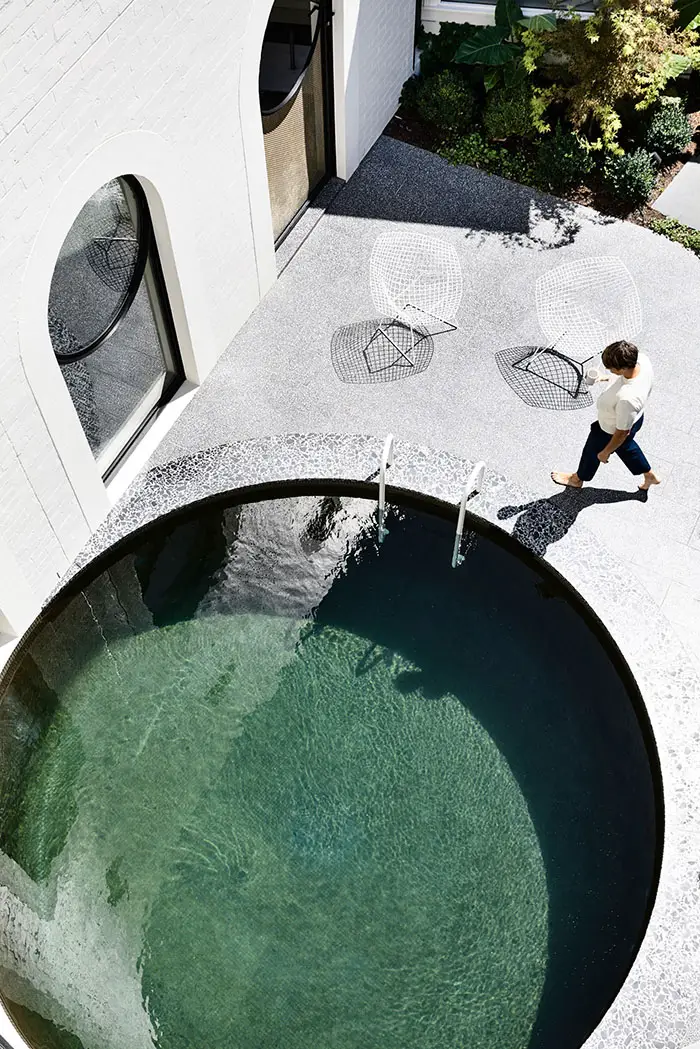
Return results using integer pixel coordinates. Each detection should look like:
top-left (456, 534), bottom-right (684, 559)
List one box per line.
top-left (551, 340), bottom-right (660, 491)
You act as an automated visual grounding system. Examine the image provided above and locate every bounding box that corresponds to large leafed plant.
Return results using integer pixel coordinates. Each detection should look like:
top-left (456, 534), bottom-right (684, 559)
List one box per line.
top-left (454, 0), bottom-right (556, 92)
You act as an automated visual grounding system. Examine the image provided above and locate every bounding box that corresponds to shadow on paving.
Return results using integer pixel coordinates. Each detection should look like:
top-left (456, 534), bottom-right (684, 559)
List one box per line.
top-left (330, 318), bottom-right (434, 384)
top-left (328, 136), bottom-right (615, 249)
top-left (498, 486), bottom-right (647, 556)
top-left (495, 346), bottom-right (594, 410)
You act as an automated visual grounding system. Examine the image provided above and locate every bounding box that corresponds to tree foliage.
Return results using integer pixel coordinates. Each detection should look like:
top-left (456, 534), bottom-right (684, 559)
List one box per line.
top-left (675, 0), bottom-right (700, 30)
top-left (522, 0), bottom-right (700, 151)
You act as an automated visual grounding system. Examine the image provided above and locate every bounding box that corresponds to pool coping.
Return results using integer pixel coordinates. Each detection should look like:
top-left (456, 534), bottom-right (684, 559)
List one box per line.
top-left (5, 433), bottom-right (700, 1049)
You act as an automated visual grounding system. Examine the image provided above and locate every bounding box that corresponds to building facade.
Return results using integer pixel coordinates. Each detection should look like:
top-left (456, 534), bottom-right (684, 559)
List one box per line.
top-left (0, 0), bottom-right (416, 648)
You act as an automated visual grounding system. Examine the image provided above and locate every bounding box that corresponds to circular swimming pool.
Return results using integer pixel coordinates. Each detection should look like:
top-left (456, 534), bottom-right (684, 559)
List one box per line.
top-left (0, 485), bottom-right (660, 1049)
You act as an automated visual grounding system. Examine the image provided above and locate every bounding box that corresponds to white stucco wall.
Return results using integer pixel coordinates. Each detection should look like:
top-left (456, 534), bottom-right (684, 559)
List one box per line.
top-left (0, 0), bottom-right (415, 642)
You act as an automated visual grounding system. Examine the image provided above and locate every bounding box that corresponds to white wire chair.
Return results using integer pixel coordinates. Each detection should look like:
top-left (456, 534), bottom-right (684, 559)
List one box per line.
top-left (514, 256), bottom-right (643, 398)
top-left (365, 232), bottom-right (463, 372)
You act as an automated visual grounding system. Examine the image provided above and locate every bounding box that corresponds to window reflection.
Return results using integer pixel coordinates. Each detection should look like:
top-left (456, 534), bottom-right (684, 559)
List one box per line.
top-left (48, 177), bottom-right (182, 475)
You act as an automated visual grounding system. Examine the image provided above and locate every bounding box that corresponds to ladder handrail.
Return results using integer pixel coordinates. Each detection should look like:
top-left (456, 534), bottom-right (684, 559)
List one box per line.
top-left (378, 433), bottom-right (395, 544)
top-left (451, 461), bottom-right (486, 568)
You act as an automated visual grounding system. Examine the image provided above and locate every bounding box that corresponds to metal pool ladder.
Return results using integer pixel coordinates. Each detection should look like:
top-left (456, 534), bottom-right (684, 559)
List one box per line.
top-left (377, 433), bottom-right (394, 544)
top-left (452, 461), bottom-right (486, 568)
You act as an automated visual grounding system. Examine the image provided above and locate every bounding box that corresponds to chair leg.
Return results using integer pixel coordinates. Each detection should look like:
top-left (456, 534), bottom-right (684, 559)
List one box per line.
top-left (513, 344), bottom-right (548, 371)
top-left (381, 323), bottom-right (415, 368)
top-left (512, 346), bottom-right (593, 399)
top-left (363, 321), bottom-right (416, 373)
top-left (403, 303), bottom-right (457, 338)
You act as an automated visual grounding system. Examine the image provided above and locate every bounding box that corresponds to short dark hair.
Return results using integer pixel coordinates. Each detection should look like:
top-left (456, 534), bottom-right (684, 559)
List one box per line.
top-left (602, 340), bottom-right (638, 371)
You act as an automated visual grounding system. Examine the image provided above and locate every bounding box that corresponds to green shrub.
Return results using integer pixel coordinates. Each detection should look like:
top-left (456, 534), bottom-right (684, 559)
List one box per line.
top-left (649, 215), bottom-right (700, 256)
top-left (439, 131), bottom-right (494, 167)
top-left (440, 132), bottom-right (537, 186)
top-left (417, 22), bottom-right (479, 79)
top-left (534, 124), bottom-right (594, 192)
top-left (643, 99), bottom-right (694, 157)
top-left (496, 149), bottom-right (538, 186)
top-left (602, 149), bottom-right (656, 208)
top-left (483, 82), bottom-right (535, 140)
top-left (417, 70), bottom-right (476, 134)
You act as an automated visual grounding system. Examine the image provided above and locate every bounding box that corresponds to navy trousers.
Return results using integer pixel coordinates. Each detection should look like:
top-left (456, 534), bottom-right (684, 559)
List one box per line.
top-left (577, 416), bottom-right (650, 482)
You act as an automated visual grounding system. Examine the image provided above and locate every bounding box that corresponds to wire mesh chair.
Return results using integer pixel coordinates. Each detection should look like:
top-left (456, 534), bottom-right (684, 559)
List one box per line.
top-left (513, 256), bottom-right (643, 398)
top-left (85, 198), bottom-right (139, 293)
top-left (365, 232), bottom-right (463, 373)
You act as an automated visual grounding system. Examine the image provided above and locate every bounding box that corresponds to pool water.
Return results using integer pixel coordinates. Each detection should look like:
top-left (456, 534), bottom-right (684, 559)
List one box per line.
top-left (0, 492), bottom-right (658, 1049)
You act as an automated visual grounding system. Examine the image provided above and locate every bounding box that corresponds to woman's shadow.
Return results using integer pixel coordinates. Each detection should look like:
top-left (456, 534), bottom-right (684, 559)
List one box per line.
top-left (498, 485), bottom-right (647, 556)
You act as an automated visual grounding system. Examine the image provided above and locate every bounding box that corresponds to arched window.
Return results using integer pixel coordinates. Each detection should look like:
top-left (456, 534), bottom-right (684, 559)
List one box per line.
top-left (48, 176), bottom-right (183, 477)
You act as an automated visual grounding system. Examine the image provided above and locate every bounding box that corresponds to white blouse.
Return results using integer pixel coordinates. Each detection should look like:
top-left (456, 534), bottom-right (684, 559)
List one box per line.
top-left (596, 352), bottom-right (654, 435)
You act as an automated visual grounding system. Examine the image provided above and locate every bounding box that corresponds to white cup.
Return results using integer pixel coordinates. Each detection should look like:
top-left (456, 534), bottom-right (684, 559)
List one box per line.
top-left (584, 367), bottom-right (602, 386)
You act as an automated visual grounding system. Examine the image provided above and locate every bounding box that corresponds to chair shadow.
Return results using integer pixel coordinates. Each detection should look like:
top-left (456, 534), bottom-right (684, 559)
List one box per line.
top-left (498, 485), bottom-right (647, 556)
top-left (330, 318), bottom-right (434, 384)
top-left (495, 346), bottom-right (594, 411)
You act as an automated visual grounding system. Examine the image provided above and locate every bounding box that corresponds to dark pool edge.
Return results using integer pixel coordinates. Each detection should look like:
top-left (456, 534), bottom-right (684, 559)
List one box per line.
top-left (0, 474), bottom-right (665, 1049)
top-left (0, 433), bottom-right (697, 1049)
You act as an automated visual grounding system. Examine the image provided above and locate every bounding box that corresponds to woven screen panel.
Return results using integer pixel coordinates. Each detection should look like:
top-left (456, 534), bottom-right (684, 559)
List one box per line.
top-left (262, 40), bottom-right (326, 240)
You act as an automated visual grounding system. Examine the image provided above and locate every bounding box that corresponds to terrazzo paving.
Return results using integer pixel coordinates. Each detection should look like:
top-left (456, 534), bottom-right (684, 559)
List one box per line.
top-left (151, 134), bottom-right (700, 678)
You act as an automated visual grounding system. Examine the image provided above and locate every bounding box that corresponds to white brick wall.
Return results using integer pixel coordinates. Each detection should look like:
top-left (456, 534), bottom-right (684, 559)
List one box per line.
top-left (0, 0), bottom-right (416, 637)
top-left (357, 0), bottom-right (415, 161)
top-left (0, 0), bottom-right (261, 625)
